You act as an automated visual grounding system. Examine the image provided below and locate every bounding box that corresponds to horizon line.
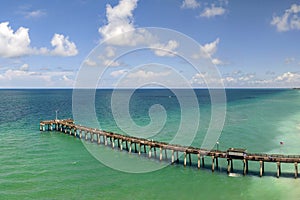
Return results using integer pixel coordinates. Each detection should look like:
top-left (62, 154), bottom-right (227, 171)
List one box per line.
top-left (0, 87), bottom-right (295, 90)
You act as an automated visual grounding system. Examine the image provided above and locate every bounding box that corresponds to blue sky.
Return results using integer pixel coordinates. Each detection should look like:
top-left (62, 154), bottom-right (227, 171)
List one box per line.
top-left (0, 0), bottom-right (300, 88)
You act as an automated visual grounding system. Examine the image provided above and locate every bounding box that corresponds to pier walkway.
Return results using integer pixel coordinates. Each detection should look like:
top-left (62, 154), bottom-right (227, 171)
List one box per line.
top-left (40, 119), bottom-right (300, 178)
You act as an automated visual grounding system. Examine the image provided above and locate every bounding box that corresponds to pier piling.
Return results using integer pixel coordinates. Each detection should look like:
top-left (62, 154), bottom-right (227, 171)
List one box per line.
top-left (197, 153), bottom-right (200, 169)
top-left (227, 159), bottom-right (231, 174)
top-left (171, 150), bottom-right (174, 164)
top-left (149, 147), bottom-right (152, 158)
top-left (212, 156), bottom-right (215, 172)
top-left (259, 160), bottom-right (263, 177)
top-left (277, 162), bottom-right (281, 178)
top-left (120, 139), bottom-right (123, 151)
top-left (243, 159), bottom-right (247, 176)
top-left (295, 162), bottom-right (298, 178)
top-left (129, 142), bottom-right (132, 153)
top-left (111, 137), bottom-right (115, 149)
top-left (138, 143), bottom-right (141, 155)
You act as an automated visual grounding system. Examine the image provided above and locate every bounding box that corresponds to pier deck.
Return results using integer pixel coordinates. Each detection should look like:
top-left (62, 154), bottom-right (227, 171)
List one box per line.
top-left (40, 119), bottom-right (300, 178)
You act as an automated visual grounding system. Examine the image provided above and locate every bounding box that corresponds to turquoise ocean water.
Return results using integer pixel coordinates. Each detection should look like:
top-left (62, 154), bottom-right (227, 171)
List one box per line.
top-left (1, 89), bottom-right (300, 199)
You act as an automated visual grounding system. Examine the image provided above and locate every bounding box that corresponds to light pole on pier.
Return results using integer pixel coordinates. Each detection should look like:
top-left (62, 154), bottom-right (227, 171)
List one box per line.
top-left (55, 110), bottom-right (59, 120)
top-left (280, 141), bottom-right (284, 154)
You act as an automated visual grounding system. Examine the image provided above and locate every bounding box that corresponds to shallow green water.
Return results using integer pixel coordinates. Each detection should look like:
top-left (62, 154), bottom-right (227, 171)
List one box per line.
top-left (1, 89), bottom-right (300, 199)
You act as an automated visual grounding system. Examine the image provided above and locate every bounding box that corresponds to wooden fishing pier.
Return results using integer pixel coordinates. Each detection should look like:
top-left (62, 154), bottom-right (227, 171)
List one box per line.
top-left (40, 119), bottom-right (300, 178)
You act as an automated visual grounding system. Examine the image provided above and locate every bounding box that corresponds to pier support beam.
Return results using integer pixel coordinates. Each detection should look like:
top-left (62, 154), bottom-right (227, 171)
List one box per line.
top-left (91, 133), bottom-right (94, 143)
top-left (188, 153), bottom-right (191, 166)
top-left (295, 162), bottom-right (298, 179)
top-left (243, 159), bottom-right (248, 176)
top-left (104, 135), bottom-right (107, 145)
top-left (138, 143), bottom-right (141, 155)
top-left (277, 162), bottom-right (281, 178)
top-left (164, 149), bottom-right (167, 160)
top-left (259, 160), bottom-right (263, 177)
top-left (227, 159), bottom-right (232, 174)
top-left (212, 156), bottom-right (215, 172)
top-left (202, 156), bottom-right (205, 167)
top-left (216, 157), bottom-right (219, 169)
top-left (171, 150), bottom-right (174, 164)
top-left (129, 142), bottom-right (132, 153)
top-left (120, 139), bottom-right (123, 151)
top-left (197, 153), bottom-right (200, 169)
top-left (184, 152), bottom-right (187, 167)
top-left (117, 139), bottom-right (120, 149)
top-left (125, 141), bottom-right (129, 151)
top-left (111, 137), bottom-right (115, 149)
top-left (159, 147), bottom-right (163, 161)
top-left (176, 151), bottom-right (179, 163)
top-left (97, 134), bottom-right (100, 144)
top-left (149, 147), bottom-right (152, 158)
top-left (85, 132), bottom-right (88, 140)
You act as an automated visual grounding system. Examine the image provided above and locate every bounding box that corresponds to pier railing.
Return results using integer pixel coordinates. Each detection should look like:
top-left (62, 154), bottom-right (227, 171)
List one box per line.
top-left (40, 119), bottom-right (300, 178)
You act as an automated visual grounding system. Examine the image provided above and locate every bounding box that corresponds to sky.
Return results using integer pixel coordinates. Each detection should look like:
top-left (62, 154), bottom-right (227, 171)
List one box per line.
top-left (0, 0), bottom-right (300, 88)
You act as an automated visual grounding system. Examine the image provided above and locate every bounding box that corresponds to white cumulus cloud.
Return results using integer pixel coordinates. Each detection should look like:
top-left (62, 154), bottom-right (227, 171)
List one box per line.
top-left (201, 38), bottom-right (220, 57)
top-left (212, 58), bottom-right (223, 65)
top-left (0, 22), bottom-right (78, 58)
top-left (103, 59), bottom-right (121, 67)
top-left (50, 33), bottom-right (78, 56)
top-left (181, 0), bottom-right (200, 9)
top-left (0, 65), bottom-right (75, 88)
top-left (61, 75), bottom-right (74, 86)
top-left (98, 0), bottom-right (143, 46)
top-left (200, 4), bottom-right (226, 18)
top-left (151, 40), bottom-right (179, 57)
top-left (98, 46), bottom-right (121, 67)
top-left (127, 69), bottom-right (171, 79)
top-left (110, 69), bottom-right (127, 77)
top-left (275, 71), bottom-right (300, 82)
top-left (98, 0), bottom-right (175, 54)
top-left (105, 46), bottom-right (116, 57)
top-left (0, 22), bottom-right (32, 58)
top-left (19, 63), bottom-right (29, 71)
top-left (271, 4), bottom-right (300, 32)
top-left (192, 38), bottom-right (223, 65)
top-left (84, 59), bottom-right (97, 67)
top-left (25, 10), bottom-right (46, 19)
